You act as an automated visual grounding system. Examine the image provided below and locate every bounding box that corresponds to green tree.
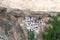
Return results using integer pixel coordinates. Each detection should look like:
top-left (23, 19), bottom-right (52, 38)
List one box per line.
top-left (42, 12), bottom-right (60, 40)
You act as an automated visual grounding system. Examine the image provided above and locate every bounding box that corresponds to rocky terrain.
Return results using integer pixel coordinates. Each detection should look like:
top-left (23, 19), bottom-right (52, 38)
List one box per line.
top-left (0, 7), bottom-right (57, 40)
top-left (0, 7), bottom-right (28, 40)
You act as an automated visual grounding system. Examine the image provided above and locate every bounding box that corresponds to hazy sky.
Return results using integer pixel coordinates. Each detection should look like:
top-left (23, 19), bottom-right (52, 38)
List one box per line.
top-left (0, 0), bottom-right (60, 11)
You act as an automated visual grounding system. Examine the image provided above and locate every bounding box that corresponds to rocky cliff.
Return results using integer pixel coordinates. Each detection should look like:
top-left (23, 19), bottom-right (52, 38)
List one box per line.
top-left (0, 7), bottom-right (28, 40)
top-left (0, 7), bottom-right (57, 40)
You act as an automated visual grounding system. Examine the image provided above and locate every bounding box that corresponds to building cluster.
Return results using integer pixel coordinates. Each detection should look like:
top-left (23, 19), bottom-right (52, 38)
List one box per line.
top-left (24, 15), bottom-right (50, 33)
top-left (25, 16), bottom-right (40, 31)
top-left (18, 13), bottom-right (51, 36)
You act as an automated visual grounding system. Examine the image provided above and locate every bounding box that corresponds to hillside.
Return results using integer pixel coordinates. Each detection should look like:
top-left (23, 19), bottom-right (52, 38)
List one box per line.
top-left (0, 7), bottom-right (57, 40)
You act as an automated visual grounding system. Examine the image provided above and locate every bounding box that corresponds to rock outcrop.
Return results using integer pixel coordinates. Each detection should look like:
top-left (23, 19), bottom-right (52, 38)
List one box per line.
top-left (0, 7), bottom-right (28, 40)
top-left (0, 7), bottom-right (57, 40)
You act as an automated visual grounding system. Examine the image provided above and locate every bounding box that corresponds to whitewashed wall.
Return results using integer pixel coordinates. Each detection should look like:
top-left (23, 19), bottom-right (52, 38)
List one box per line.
top-left (0, 0), bottom-right (60, 11)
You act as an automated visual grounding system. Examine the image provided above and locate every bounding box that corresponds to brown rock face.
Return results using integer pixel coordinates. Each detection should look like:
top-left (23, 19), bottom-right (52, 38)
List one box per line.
top-left (0, 7), bottom-right (28, 40)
